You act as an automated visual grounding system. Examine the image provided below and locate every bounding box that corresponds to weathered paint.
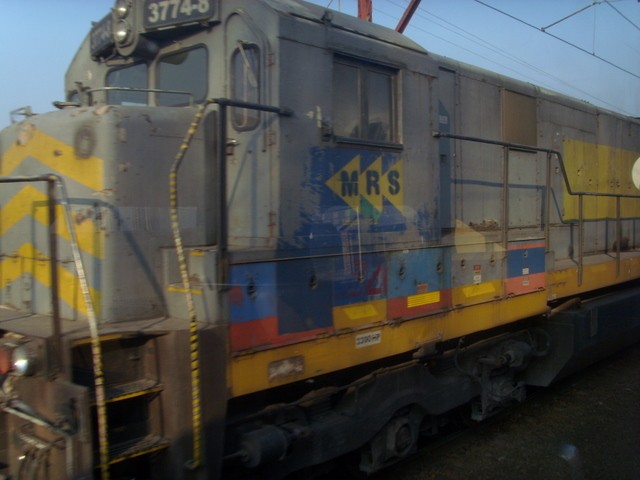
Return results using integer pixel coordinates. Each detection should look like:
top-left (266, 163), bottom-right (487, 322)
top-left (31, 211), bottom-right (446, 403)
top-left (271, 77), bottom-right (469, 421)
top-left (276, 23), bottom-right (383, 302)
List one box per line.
top-left (562, 139), bottom-right (640, 220)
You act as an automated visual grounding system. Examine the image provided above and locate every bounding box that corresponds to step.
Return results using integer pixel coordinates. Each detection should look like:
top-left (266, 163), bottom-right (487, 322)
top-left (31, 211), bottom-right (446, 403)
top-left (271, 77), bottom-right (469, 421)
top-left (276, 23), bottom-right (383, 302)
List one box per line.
top-left (107, 434), bottom-right (170, 466)
top-left (90, 379), bottom-right (163, 404)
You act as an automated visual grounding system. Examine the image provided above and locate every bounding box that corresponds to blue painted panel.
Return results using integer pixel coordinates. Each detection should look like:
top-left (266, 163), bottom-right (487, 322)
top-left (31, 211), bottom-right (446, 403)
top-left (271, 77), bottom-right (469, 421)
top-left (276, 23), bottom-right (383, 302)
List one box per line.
top-left (276, 257), bottom-right (333, 334)
top-left (507, 246), bottom-right (545, 278)
top-left (229, 263), bottom-right (277, 324)
top-left (332, 251), bottom-right (386, 306)
top-left (387, 248), bottom-right (449, 298)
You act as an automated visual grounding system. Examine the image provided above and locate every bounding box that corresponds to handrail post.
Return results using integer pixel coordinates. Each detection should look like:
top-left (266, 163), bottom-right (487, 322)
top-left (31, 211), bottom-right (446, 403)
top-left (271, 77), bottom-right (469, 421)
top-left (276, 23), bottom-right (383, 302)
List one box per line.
top-left (47, 178), bottom-right (62, 377)
top-left (210, 98), bottom-right (292, 292)
top-left (217, 101), bottom-right (229, 293)
top-left (0, 174), bottom-right (107, 478)
top-left (0, 176), bottom-right (64, 375)
top-left (545, 152), bottom-right (552, 253)
top-left (502, 146), bottom-right (509, 298)
top-left (616, 196), bottom-right (621, 276)
top-left (578, 194), bottom-right (584, 286)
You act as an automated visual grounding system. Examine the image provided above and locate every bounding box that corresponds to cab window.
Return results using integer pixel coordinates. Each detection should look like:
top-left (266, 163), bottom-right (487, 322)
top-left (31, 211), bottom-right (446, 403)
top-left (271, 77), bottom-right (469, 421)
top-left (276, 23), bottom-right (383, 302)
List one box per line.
top-left (333, 57), bottom-right (397, 144)
top-left (231, 43), bottom-right (260, 131)
top-left (106, 63), bottom-right (148, 105)
top-left (157, 46), bottom-right (208, 106)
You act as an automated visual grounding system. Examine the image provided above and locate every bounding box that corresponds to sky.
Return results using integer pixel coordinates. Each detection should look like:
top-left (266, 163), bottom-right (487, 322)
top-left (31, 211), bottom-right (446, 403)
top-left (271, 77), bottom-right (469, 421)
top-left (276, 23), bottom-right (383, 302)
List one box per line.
top-left (0, 0), bottom-right (638, 130)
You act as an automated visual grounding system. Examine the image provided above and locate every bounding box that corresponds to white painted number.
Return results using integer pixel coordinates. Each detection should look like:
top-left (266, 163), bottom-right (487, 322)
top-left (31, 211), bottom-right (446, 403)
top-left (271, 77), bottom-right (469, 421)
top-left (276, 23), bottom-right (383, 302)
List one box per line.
top-left (148, 3), bottom-right (159, 22)
top-left (198, 0), bottom-right (210, 14)
top-left (147, 0), bottom-right (210, 24)
top-left (181, 0), bottom-right (194, 15)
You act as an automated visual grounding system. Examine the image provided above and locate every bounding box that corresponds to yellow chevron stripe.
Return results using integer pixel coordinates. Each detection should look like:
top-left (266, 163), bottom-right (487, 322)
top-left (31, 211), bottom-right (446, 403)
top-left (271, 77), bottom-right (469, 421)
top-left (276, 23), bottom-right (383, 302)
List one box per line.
top-left (0, 185), bottom-right (103, 259)
top-left (2, 129), bottom-right (104, 191)
top-left (0, 243), bottom-right (101, 317)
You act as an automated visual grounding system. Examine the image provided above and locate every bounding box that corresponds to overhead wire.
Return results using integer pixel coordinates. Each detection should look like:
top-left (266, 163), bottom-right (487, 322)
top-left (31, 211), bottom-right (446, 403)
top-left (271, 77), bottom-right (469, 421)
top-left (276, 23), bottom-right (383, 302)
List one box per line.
top-left (372, 0), bottom-right (638, 115)
top-left (472, 0), bottom-right (640, 81)
top-left (323, 0), bottom-right (638, 115)
top-left (378, 0), bottom-right (632, 114)
top-left (604, 0), bottom-right (640, 32)
top-left (541, 2), bottom-right (598, 31)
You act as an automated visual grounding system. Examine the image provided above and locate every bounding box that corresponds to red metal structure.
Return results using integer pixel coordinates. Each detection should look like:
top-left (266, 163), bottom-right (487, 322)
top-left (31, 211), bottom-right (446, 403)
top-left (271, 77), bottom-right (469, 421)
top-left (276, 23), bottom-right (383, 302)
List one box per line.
top-left (358, 0), bottom-right (372, 21)
top-left (396, 0), bottom-right (422, 32)
top-left (358, 0), bottom-right (422, 32)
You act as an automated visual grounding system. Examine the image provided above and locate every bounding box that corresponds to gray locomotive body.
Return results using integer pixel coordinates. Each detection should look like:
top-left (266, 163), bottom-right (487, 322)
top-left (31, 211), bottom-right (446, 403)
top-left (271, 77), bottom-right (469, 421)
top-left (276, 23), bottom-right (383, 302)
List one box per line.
top-left (0, 1), bottom-right (639, 478)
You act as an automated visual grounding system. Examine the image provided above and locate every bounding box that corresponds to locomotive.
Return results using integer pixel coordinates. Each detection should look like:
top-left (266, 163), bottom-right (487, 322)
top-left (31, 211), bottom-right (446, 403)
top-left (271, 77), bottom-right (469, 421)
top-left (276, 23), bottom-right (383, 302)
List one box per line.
top-left (0, 0), bottom-right (639, 478)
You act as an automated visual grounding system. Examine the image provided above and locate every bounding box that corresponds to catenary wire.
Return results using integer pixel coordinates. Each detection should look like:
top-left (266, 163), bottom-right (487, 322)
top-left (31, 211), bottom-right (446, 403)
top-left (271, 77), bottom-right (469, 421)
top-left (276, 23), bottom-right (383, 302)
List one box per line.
top-left (378, 0), bottom-right (634, 114)
top-left (472, 0), bottom-right (640, 81)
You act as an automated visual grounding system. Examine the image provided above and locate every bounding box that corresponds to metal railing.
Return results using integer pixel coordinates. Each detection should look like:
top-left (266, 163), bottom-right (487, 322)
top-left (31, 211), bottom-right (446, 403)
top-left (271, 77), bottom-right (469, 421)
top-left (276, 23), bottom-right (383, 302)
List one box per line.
top-left (433, 131), bottom-right (640, 286)
top-left (0, 174), bottom-right (109, 479)
top-left (84, 87), bottom-right (195, 107)
top-left (169, 97), bottom-right (292, 470)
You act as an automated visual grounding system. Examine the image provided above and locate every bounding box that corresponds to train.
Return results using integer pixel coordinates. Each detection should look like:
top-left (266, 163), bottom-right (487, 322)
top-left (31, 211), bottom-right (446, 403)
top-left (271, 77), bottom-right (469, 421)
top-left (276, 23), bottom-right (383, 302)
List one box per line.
top-left (0, 0), bottom-right (639, 478)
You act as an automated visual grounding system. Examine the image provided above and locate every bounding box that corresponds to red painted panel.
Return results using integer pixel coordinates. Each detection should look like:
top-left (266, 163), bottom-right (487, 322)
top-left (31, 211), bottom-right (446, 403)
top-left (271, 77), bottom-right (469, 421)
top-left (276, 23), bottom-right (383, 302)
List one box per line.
top-left (230, 316), bottom-right (334, 352)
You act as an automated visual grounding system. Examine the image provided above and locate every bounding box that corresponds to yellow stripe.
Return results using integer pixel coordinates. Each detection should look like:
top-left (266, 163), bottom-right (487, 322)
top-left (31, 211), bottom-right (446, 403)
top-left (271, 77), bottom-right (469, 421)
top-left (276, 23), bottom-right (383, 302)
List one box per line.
top-left (407, 291), bottom-right (440, 308)
top-left (333, 299), bottom-right (387, 330)
top-left (0, 243), bottom-right (100, 317)
top-left (549, 256), bottom-right (640, 300)
top-left (452, 279), bottom-right (502, 306)
top-left (562, 139), bottom-right (640, 220)
top-left (167, 285), bottom-right (203, 295)
top-left (0, 185), bottom-right (103, 259)
top-left (72, 334), bottom-right (126, 346)
top-left (229, 290), bottom-right (548, 397)
top-left (2, 129), bottom-right (104, 191)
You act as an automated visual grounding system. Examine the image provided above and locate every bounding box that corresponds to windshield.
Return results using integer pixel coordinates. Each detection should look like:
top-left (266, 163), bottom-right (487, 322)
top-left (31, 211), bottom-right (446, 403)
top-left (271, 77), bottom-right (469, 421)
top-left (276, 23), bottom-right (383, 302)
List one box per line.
top-left (157, 46), bottom-right (208, 106)
top-left (103, 46), bottom-right (208, 106)
top-left (106, 63), bottom-right (149, 105)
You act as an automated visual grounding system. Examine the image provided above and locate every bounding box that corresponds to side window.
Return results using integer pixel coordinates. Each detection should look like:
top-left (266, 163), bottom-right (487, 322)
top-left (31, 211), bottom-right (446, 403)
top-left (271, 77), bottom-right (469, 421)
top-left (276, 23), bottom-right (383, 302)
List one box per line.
top-left (231, 43), bottom-right (260, 131)
top-left (106, 63), bottom-right (148, 105)
top-left (333, 57), bottom-right (397, 144)
top-left (157, 47), bottom-right (208, 106)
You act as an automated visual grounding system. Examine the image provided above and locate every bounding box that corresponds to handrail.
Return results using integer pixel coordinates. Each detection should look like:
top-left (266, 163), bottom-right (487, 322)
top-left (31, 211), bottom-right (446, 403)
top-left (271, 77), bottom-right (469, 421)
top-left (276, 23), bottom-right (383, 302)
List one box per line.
top-left (84, 87), bottom-right (194, 106)
top-left (5, 404), bottom-right (75, 478)
top-left (9, 106), bottom-right (34, 124)
top-left (0, 174), bottom-right (110, 480)
top-left (433, 131), bottom-right (640, 200)
top-left (169, 97), bottom-right (292, 471)
top-left (0, 175), bottom-right (63, 371)
top-left (433, 131), bottom-right (640, 286)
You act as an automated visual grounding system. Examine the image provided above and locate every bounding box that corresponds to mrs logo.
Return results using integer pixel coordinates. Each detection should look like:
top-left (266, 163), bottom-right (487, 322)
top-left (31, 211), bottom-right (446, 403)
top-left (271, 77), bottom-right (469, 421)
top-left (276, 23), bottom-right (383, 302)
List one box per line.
top-left (326, 155), bottom-right (403, 214)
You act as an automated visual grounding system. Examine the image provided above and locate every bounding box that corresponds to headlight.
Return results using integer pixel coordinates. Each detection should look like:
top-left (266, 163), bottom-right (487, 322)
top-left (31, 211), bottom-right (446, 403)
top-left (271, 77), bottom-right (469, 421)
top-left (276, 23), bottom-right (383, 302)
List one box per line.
top-left (11, 346), bottom-right (37, 377)
top-left (115, 20), bottom-right (132, 45)
top-left (115, 0), bottom-right (130, 19)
